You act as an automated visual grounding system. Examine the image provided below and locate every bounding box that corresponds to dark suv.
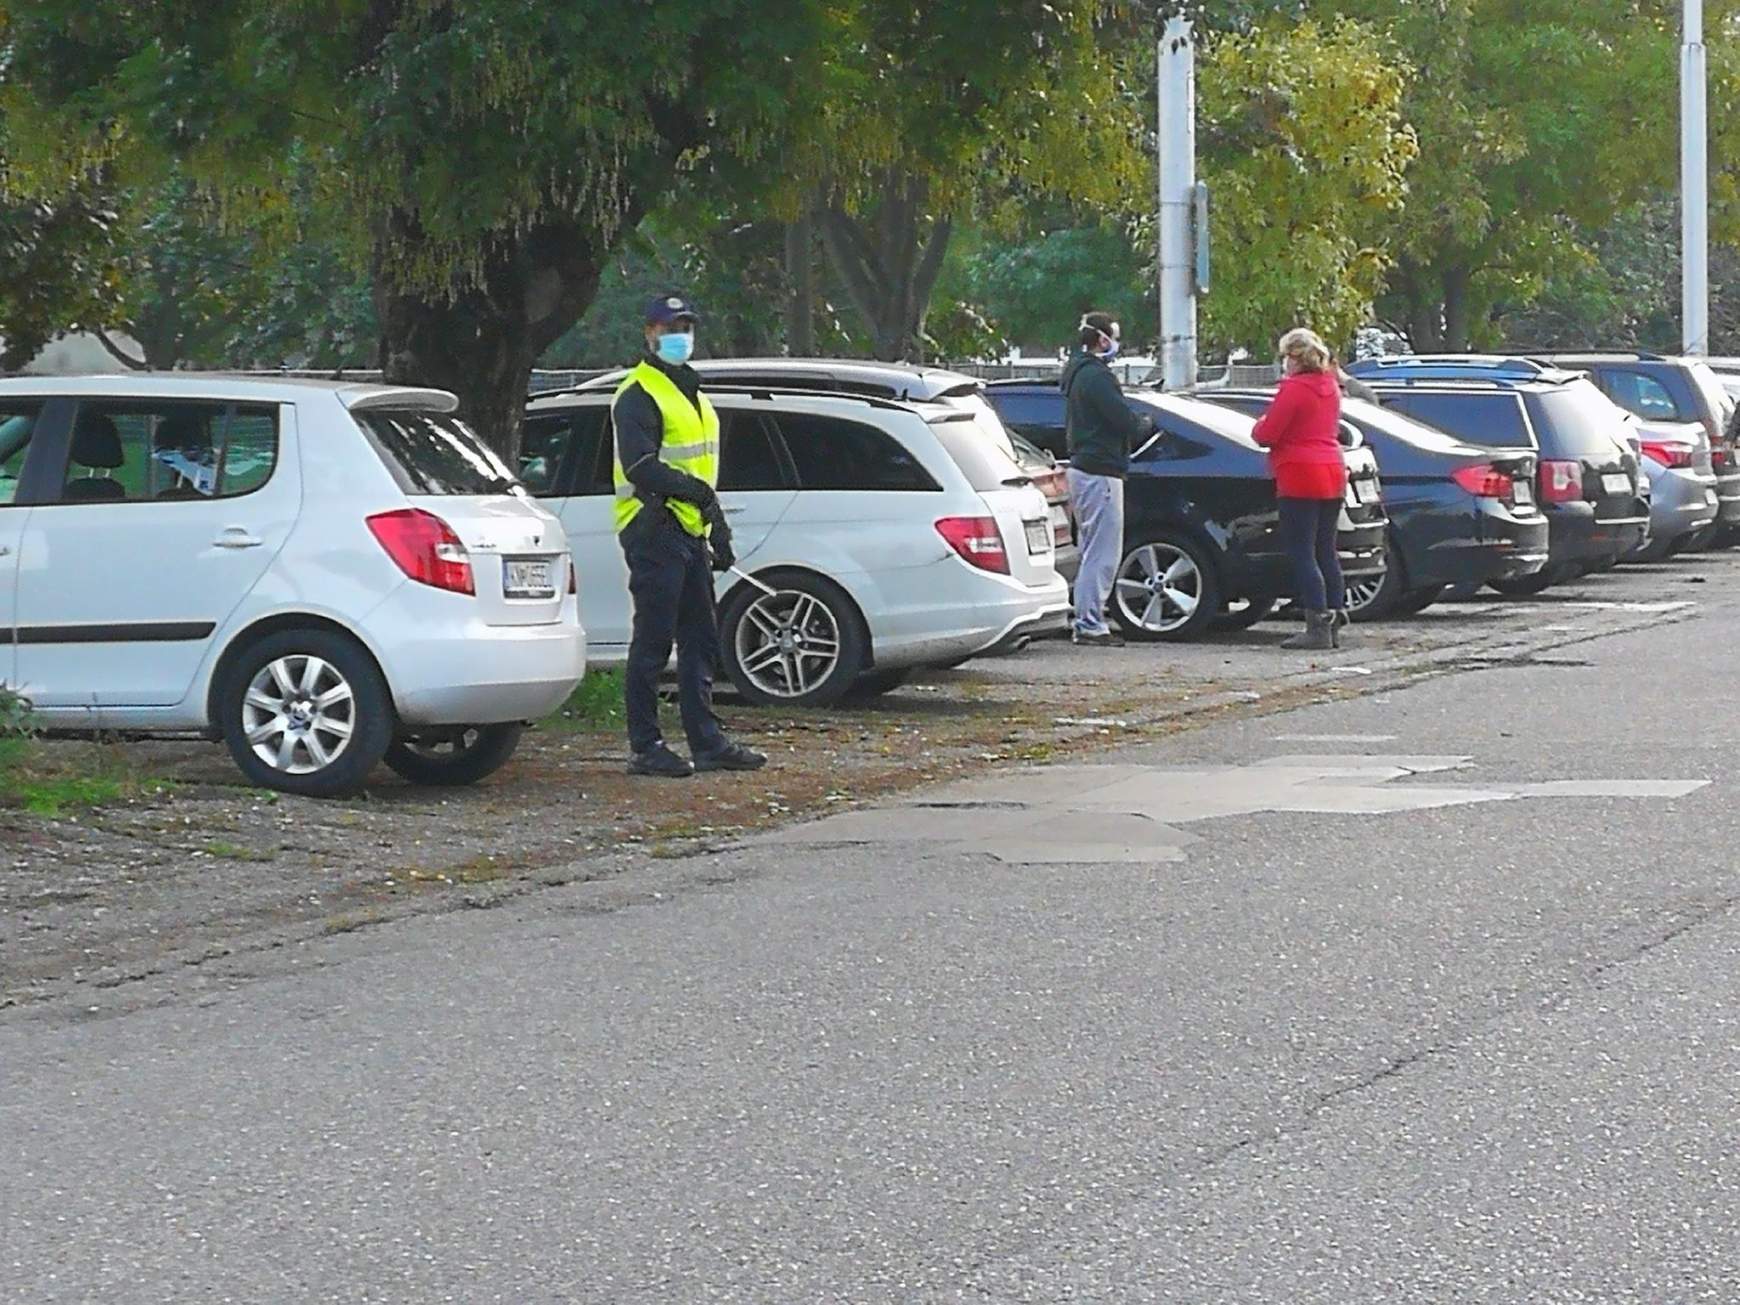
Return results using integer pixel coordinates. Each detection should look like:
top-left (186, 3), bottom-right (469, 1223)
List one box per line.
top-left (1531, 352), bottom-right (1740, 542)
top-left (1345, 358), bottom-right (1647, 594)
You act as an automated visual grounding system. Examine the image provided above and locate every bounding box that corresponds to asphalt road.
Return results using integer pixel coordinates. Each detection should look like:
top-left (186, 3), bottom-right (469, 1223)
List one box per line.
top-left (7, 570), bottom-right (1740, 1302)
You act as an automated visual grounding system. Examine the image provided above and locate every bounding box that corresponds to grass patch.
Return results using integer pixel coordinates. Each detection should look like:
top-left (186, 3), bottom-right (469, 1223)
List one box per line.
top-left (0, 731), bottom-right (172, 819)
top-left (390, 853), bottom-right (517, 888)
top-left (543, 668), bottom-right (626, 733)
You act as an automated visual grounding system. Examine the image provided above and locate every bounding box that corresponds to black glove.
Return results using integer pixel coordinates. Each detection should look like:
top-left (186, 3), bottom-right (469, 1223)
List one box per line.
top-left (705, 503), bottom-right (736, 572)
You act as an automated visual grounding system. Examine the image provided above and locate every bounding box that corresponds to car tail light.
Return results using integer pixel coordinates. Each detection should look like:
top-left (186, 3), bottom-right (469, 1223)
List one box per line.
top-left (1641, 440), bottom-right (1695, 469)
top-left (1538, 459), bottom-right (1587, 504)
top-left (935, 515), bottom-right (1010, 574)
top-left (1451, 463), bottom-right (1514, 498)
top-left (568, 557), bottom-right (577, 595)
top-left (1713, 442), bottom-right (1732, 471)
top-left (366, 508), bottom-right (475, 595)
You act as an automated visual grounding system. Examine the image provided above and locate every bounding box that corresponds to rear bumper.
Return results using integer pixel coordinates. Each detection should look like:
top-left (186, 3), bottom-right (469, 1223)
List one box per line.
top-left (1052, 541), bottom-right (1081, 584)
top-left (1546, 503), bottom-right (1650, 566)
top-left (1646, 467), bottom-right (1719, 543)
top-left (1337, 515), bottom-right (1388, 580)
top-left (869, 567), bottom-right (1072, 669)
top-left (1714, 469), bottom-right (1740, 526)
top-left (371, 588), bottom-right (588, 725)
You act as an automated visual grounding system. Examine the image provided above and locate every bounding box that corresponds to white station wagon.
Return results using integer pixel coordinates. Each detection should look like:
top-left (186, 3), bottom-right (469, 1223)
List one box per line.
top-left (0, 376), bottom-right (585, 796)
top-left (521, 385), bottom-right (1069, 705)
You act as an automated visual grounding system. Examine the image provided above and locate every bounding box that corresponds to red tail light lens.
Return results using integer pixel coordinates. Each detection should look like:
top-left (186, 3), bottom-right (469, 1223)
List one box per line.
top-left (1451, 463), bottom-right (1514, 498)
top-left (366, 508), bottom-right (475, 595)
top-left (935, 515), bottom-right (1010, 574)
top-left (1538, 460), bottom-right (1586, 504)
top-left (1641, 440), bottom-right (1695, 469)
top-left (1711, 444), bottom-right (1730, 471)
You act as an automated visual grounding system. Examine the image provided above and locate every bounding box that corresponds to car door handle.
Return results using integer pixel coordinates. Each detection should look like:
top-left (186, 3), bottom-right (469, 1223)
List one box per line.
top-left (214, 528), bottom-right (264, 549)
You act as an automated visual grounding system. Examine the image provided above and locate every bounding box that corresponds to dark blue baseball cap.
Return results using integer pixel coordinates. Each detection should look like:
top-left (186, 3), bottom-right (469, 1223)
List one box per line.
top-left (645, 293), bottom-right (699, 326)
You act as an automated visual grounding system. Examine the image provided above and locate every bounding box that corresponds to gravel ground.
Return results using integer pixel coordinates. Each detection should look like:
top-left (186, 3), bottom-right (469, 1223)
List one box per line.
top-left (0, 556), bottom-right (1719, 1017)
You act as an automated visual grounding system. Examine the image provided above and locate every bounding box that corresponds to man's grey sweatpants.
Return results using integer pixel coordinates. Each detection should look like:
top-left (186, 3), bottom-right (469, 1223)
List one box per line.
top-left (1066, 468), bottom-right (1124, 636)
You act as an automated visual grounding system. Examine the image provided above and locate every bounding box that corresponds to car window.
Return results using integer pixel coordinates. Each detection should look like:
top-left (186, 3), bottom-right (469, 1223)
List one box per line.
top-left (354, 410), bottom-right (520, 496)
top-left (718, 413), bottom-right (791, 491)
top-left (1382, 391), bottom-right (1534, 448)
top-left (0, 406), bottom-right (41, 506)
top-left (773, 413), bottom-right (939, 491)
top-left (1687, 362), bottom-right (1734, 426)
top-left (1524, 383), bottom-right (1636, 457)
top-left (986, 390), bottom-right (1067, 457)
top-left (56, 401), bottom-right (281, 503)
top-left (1602, 369), bottom-right (1682, 421)
top-left (518, 414), bottom-right (574, 496)
top-left (927, 413), bottom-right (1027, 492)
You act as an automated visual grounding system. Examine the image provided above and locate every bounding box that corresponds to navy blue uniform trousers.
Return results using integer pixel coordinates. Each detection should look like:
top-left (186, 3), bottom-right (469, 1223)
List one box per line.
top-left (620, 507), bottom-right (727, 757)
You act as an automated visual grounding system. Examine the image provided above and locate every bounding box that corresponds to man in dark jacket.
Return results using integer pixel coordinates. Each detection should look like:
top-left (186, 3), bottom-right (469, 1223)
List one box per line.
top-left (1061, 312), bottom-right (1156, 646)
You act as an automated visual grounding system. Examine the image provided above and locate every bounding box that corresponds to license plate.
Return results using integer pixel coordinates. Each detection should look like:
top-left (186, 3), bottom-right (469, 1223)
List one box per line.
top-left (1049, 503), bottom-right (1069, 529)
top-left (503, 556), bottom-right (557, 598)
top-left (1354, 478), bottom-right (1381, 505)
top-left (1024, 520), bottom-right (1052, 555)
top-left (1512, 479), bottom-right (1534, 505)
top-left (1602, 472), bottom-right (1632, 495)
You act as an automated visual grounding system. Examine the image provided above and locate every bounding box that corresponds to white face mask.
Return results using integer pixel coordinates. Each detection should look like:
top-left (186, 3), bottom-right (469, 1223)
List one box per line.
top-left (1101, 333), bottom-right (1121, 360)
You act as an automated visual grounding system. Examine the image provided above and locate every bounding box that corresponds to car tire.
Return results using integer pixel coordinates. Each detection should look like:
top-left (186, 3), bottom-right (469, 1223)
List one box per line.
top-left (218, 627), bottom-right (394, 797)
top-left (844, 668), bottom-right (911, 699)
top-left (1631, 533), bottom-right (1680, 563)
top-left (720, 571), bottom-right (868, 708)
top-left (1111, 533), bottom-right (1222, 643)
top-left (384, 724), bottom-right (524, 787)
top-left (1211, 595), bottom-right (1276, 632)
top-left (1391, 584), bottom-right (1447, 617)
top-left (1487, 565), bottom-right (1567, 597)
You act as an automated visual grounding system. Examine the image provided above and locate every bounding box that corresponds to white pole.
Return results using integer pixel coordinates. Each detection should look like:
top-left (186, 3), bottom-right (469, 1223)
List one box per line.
top-left (1158, 17), bottom-right (1197, 389)
top-left (1683, 0), bottom-right (1709, 356)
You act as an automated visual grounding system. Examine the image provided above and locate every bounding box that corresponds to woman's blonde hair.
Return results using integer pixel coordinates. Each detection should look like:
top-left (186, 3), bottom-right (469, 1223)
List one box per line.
top-left (1277, 327), bottom-right (1332, 374)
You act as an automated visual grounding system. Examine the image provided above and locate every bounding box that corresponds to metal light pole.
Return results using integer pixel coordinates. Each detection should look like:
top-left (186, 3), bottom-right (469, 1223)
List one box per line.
top-left (1158, 16), bottom-right (1198, 388)
top-left (1683, 0), bottom-right (1710, 356)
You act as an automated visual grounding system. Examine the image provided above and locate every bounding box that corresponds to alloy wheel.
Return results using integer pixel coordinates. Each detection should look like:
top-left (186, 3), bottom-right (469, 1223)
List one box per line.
top-left (734, 589), bottom-right (844, 699)
top-left (1344, 574), bottom-right (1384, 615)
top-left (1114, 542), bottom-right (1204, 634)
top-left (241, 655), bottom-right (357, 775)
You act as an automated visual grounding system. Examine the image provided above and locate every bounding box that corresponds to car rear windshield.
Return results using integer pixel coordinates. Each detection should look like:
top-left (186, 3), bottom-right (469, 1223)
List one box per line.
top-left (354, 410), bottom-right (522, 495)
top-left (1382, 391), bottom-right (1533, 448)
top-left (926, 409), bottom-right (1030, 491)
top-left (1688, 361), bottom-right (1734, 426)
top-left (1340, 398), bottom-right (1476, 455)
top-left (1133, 392), bottom-right (1260, 449)
top-left (1525, 383), bottom-right (1635, 457)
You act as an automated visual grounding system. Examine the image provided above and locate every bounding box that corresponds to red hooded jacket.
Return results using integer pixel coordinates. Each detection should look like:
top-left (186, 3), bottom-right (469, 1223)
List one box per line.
top-left (1251, 370), bottom-right (1348, 500)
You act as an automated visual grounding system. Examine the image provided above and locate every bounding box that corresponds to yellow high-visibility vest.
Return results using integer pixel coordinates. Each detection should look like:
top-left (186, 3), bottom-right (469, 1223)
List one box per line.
top-left (611, 362), bottom-right (721, 536)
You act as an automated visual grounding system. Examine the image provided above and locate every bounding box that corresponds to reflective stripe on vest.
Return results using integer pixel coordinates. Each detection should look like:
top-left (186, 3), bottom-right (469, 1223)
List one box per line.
top-left (611, 362), bottom-right (721, 535)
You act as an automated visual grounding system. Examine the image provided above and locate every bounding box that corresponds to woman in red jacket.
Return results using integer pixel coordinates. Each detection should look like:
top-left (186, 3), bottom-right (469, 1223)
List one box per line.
top-left (1251, 328), bottom-right (1348, 650)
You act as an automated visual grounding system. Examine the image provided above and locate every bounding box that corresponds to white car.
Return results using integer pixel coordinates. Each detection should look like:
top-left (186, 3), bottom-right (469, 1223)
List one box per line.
top-left (0, 376), bottom-right (585, 796)
top-left (521, 385), bottom-right (1070, 706)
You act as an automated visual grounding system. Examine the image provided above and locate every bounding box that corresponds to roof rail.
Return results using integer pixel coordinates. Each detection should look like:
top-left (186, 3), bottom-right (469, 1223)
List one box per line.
top-left (1345, 354), bottom-right (1548, 380)
top-left (527, 383), bottom-right (917, 415)
top-left (1527, 350), bottom-right (1667, 363)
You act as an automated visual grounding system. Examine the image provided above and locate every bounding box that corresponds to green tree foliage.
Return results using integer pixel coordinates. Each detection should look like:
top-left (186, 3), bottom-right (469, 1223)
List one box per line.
top-left (4, 0), bottom-right (840, 454)
top-left (1194, 16), bottom-right (1415, 356)
top-left (803, 1), bottom-right (1145, 361)
top-left (954, 222), bottom-right (1152, 355)
top-left (1333, 0), bottom-right (1740, 350)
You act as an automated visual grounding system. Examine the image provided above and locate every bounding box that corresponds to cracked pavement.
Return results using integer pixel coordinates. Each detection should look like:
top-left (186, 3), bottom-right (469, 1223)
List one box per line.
top-left (6, 560), bottom-right (1740, 1302)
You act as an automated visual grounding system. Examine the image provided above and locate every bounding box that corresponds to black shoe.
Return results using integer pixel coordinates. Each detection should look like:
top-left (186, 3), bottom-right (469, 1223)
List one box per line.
top-left (627, 743), bottom-right (694, 778)
top-left (693, 741), bottom-right (767, 772)
top-left (1071, 629), bottom-right (1126, 647)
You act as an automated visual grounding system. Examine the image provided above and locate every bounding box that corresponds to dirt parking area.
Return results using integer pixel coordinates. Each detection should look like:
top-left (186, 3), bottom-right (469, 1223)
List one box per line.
top-left (1, 557), bottom-right (1720, 1018)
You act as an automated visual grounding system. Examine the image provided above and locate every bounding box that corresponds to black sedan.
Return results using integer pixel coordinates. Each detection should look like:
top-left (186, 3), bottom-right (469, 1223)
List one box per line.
top-left (1199, 389), bottom-right (1549, 618)
top-left (984, 382), bottom-right (1387, 641)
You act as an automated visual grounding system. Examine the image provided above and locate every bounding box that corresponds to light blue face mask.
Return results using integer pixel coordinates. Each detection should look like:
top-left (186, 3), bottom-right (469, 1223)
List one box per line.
top-left (1102, 334), bottom-right (1121, 361)
top-left (656, 331), bottom-right (695, 366)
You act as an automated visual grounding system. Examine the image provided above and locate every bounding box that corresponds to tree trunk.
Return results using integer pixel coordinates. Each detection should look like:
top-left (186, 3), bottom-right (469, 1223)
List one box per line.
top-left (785, 210), bottom-right (815, 357)
top-left (1441, 264), bottom-right (1472, 351)
top-left (374, 215), bottom-right (610, 461)
top-left (818, 171), bottom-right (954, 362)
